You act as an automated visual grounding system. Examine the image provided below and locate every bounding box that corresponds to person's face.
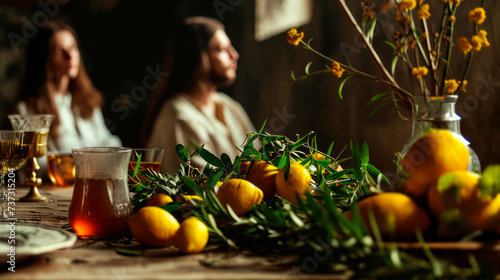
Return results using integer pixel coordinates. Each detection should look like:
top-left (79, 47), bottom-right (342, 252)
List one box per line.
top-left (207, 29), bottom-right (239, 87)
top-left (47, 30), bottom-right (80, 81)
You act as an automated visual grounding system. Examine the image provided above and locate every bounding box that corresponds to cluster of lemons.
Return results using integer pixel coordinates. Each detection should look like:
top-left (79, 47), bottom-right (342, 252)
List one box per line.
top-left (216, 160), bottom-right (314, 215)
top-left (126, 194), bottom-right (208, 253)
top-left (126, 160), bottom-right (316, 249)
top-left (350, 129), bottom-right (500, 240)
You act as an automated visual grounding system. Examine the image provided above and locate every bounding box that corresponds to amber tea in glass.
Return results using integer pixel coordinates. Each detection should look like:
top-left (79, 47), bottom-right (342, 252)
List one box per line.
top-left (47, 153), bottom-right (75, 186)
top-left (128, 148), bottom-right (164, 183)
top-left (69, 147), bottom-right (132, 239)
top-left (69, 177), bottom-right (131, 238)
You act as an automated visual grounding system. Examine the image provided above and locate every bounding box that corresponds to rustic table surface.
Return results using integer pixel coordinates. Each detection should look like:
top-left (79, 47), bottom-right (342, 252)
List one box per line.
top-left (1, 184), bottom-right (350, 280)
top-left (2, 184), bottom-right (500, 280)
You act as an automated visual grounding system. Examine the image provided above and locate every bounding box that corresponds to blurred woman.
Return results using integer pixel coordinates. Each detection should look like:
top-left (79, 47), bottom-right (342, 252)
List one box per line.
top-left (13, 21), bottom-right (121, 152)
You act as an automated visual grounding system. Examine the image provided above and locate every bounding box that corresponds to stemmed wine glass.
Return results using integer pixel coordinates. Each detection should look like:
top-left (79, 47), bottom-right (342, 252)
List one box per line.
top-left (0, 130), bottom-right (34, 219)
top-left (8, 114), bottom-right (54, 202)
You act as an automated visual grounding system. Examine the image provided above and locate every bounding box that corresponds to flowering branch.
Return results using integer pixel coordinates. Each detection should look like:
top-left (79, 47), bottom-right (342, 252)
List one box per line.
top-left (285, 0), bottom-right (491, 118)
top-left (285, 39), bottom-right (413, 105)
top-left (335, 0), bottom-right (414, 109)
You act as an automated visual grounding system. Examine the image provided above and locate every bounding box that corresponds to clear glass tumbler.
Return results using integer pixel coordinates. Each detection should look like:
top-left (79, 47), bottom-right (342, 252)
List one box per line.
top-left (69, 147), bottom-right (132, 239)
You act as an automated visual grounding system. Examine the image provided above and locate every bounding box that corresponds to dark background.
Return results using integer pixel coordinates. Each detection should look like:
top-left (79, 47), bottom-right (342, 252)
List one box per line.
top-left (1, 0), bottom-right (499, 188)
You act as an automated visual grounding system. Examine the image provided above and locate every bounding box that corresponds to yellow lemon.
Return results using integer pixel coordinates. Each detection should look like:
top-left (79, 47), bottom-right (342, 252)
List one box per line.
top-left (400, 129), bottom-right (470, 201)
top-left (175, 194), bottom-right (204, 207)
top-left (428, 171), bottom-right (500, 233)
top-left (244, 161), bottom-right (279, 202)
top-left (146, 193), bottom-right (173, 206)
top-left (312, 152), bottom-right (326, 160)
top-left (216, 179), bottom-right (263, 216)
top-left (127, 206), bottom-right (180, 247)
top-left (275, 163), bottom-right (313, 205)
top-left (174, 216), bottom-right (209, 253)
top-left (345, 192), bottom-right (430, 240)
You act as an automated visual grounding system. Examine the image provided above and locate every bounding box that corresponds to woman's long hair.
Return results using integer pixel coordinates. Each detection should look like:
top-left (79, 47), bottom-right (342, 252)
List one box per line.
top-left (16, 21), bottom-right (103, 136)
top-left (141, 17), bottom-right (224, 145)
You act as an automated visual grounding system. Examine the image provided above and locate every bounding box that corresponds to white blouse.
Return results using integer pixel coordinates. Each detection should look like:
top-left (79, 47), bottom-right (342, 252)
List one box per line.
top-left (147, 92), bottom-right (256, 174)
top-left (46, 94), bottom-right (122, 152)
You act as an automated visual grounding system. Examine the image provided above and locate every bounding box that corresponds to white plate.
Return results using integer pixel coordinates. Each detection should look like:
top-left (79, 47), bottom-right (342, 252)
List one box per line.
top-left (0, 223), bottom-right (77, 263)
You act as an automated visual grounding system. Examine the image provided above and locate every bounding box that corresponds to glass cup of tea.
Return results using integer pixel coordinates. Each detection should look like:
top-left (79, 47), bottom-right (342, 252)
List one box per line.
top-left (128, 148), bottom-right (164, 183)
top-left (47, 152), bottom-right (75, 186)
top-left (69, 147), bottom-right (132, 239)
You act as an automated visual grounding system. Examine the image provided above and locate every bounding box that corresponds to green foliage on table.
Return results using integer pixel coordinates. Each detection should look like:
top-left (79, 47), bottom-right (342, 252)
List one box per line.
top-left (126, 123), bottom-right (490, 279)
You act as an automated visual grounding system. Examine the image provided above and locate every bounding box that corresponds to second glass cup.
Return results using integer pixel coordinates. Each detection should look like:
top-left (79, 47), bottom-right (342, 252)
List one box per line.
top-left (128, 148), bottom-right (164, 182)
top-left (47, 152), bottom-right (75, 186)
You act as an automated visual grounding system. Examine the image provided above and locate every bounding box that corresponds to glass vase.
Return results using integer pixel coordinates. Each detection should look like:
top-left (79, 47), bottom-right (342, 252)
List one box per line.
top-left (396, 95), bottom-right (481, 184)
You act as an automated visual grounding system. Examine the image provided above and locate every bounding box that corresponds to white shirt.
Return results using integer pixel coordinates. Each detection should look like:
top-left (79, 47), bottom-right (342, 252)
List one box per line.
top-left (147, 92), bottom-right (256, 174)
top-left (47, 94), bottom-right (122, 152)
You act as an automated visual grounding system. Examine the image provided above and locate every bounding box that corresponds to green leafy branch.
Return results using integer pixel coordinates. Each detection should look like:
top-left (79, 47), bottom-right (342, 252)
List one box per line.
top-left (125, 124), bottom-right (490, 278)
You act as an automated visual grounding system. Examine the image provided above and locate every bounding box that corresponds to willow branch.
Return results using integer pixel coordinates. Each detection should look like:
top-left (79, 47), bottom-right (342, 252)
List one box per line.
top-left (440, 5), bottom-right (458, 91)
top-left (422, 19), bottom-right (438, 97)
top-left (408, 12), bottom-right (429, 66)
top-left (335, 0), bottom-right (414, 107)
top-left (297, 41), bottom-right (414, 99)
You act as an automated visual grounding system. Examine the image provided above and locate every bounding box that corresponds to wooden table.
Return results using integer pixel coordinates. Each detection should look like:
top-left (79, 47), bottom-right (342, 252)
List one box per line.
top-left (3, 184), bottom-right (500, 280)
top-left (1, 184), bottom-right (349, 280)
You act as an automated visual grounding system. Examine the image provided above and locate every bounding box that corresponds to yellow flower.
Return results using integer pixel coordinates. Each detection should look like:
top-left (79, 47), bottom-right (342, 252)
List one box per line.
top-left (478, 30), bottom-right (490, 48)
top-left (398, 0), bottom-right (417, 11)
top-left (456, 37), bottom-right (472, 54)
top-left (471, 35), bottom-right (483, 51)
top-left (286, 29), bottom-right (304, 46)
top-left (362, 2), bottom-right (376, 19)
top-left (363, 10), bottom-right (376, 19)
top-left (418, 4), bottom-right (431, 20)
top-left (469, 7), bottom-right (486, 25)
top-left (396, 11), bottom-right (404, 21)
top-left (329, 61), bottom-right (344, 78)
top-left (448, 16), bottom-right (456, 22)
top-left (396, 0), bottom-right (416, 18)
top-left (461, 80), bottom-right (468, 92)
top-left (411, 40), bottom-right (417, 49)
top-left (411, 66), bottom-right (428, 79)
top-left (445, 79), bottom-right (459, 93)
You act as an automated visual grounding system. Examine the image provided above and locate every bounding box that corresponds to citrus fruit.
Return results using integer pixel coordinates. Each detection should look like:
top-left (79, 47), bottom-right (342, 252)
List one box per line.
top-left (175, 194), bottom-right (204, 207)
top-left (174, 216), bottom-right (209, 253)
top-left (244, 161), bottom-right (279, 201)
top-left (345, 192), bottom-right (430, 240)
top-left (428, 171), bottom-right (500, 233)
top-left (146, 193), bottom-right (173, 206)
top-left (400, 129), bottom-right (470, 201)
top-left (216, 179), bottom-right (263, 216)
top-left (312, 152), bottom-right (326, 160)
top-left (275, 163), bottom-right (313, 205)
top-left (127, 206), bottom-right (180, 247)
